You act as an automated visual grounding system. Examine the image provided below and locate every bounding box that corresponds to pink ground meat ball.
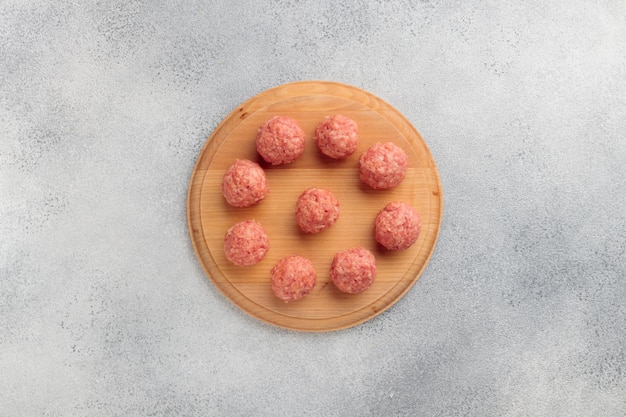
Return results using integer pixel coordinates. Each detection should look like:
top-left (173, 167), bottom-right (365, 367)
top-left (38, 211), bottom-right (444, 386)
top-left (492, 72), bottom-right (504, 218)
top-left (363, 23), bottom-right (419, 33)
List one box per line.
top-left (314, 115), bottom-right (359, 159)
top-left (221, 159), bottom-right (269, 207)
top-left (270, 255), bottom-right (317, 303)
top-left (330, 247), bottom-right (377, 294)
top-left (223, 220), bottom-right (269, 266)
top-left (295, 188), bottom-right (340, 234)
top-left (256, 116), bottom-right (306, 165)
top-left (375, 202), bottom-right (421, 250)
top-left (359, 142), bottom-right (409, 189)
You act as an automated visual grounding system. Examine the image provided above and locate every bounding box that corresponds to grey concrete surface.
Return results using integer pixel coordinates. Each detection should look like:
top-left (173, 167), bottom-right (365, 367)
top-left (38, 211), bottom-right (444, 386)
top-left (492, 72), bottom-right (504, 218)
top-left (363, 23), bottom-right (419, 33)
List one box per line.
top-left (1, 1), bottom-right (625, 416)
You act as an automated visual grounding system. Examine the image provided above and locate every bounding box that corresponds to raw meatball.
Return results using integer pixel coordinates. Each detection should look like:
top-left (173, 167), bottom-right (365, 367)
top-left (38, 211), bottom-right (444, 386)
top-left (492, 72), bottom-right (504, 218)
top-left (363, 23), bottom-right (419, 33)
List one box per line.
top-left (330, 247), bottom-right (377, 294)
top-left (359, 142), bottom-right (409, 190)
top-left (256, 116), bottom-right (306, 165)
top-left (223, 220), bottom-right (269, 266)
top-left (295, 188), bottom-right (340, 234)
top-left (314, 115), bottom-right (359, 159)
top-left (375, 202), bottom-right (421, 251)
top-left (221, 159), bottom-right (269, 207)
top-left (271, 255), bottom-right (317, 303)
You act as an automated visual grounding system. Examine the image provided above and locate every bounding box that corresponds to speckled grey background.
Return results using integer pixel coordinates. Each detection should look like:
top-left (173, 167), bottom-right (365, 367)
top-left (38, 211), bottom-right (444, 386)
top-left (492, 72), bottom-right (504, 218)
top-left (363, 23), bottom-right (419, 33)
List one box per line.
top-left (1, 1), bottom-right (625, 416)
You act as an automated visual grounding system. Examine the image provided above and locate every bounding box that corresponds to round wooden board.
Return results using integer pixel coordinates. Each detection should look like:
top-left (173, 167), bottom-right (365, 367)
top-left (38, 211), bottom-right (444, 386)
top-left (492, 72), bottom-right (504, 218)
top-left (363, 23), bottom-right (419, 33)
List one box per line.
top-left (187, 81), bottom-right (443, 332)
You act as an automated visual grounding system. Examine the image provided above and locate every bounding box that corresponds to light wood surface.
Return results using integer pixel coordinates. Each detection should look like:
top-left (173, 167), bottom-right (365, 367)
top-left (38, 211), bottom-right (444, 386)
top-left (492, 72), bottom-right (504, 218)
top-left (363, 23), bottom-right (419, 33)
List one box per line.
top-left (187, 81), bottom-right (443, 331)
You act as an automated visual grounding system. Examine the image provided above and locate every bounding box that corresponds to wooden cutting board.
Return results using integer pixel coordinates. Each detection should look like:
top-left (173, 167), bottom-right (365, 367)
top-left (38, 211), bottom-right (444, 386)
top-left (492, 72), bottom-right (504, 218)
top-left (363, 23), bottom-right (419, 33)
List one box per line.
top-left (187, 81), bottom-right (443, 332)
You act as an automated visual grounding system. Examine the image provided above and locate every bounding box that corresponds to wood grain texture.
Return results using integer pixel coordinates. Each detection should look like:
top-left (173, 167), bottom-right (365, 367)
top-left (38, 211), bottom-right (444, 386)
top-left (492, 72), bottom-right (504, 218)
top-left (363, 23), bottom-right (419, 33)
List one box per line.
top-left (187, 81), bottom-right (443, 331)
